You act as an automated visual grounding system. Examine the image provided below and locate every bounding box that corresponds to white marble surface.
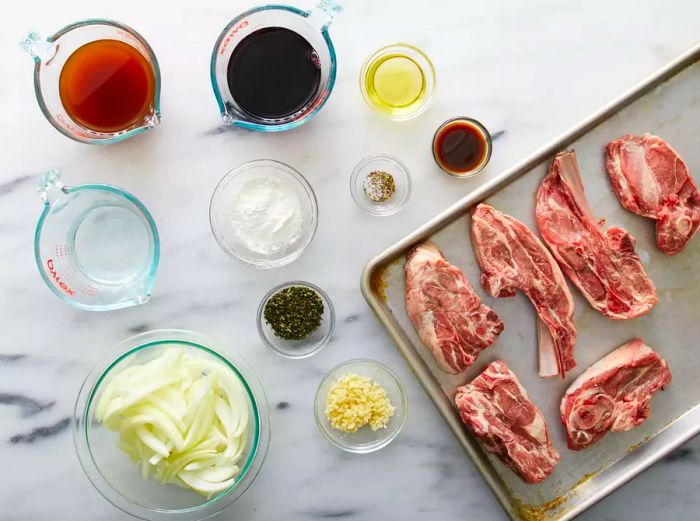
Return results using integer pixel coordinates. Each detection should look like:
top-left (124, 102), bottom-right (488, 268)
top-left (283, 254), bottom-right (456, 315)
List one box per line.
top-left (1, 0), bottom-right (699, 519)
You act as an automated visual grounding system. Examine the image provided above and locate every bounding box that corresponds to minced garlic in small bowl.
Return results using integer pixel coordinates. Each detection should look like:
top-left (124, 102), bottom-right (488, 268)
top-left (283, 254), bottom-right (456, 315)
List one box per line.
top-left (314, 359), bottom-right (407, 453)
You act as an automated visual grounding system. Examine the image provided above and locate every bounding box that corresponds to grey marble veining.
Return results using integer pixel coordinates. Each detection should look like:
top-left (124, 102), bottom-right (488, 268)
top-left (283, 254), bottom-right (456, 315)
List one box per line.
top-left (2, 0), bottom-right (700, 520)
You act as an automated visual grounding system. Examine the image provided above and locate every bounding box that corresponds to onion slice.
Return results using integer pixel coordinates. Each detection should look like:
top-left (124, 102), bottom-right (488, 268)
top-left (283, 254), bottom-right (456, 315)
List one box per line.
top-left (95, 347), bottom-right (250, 497)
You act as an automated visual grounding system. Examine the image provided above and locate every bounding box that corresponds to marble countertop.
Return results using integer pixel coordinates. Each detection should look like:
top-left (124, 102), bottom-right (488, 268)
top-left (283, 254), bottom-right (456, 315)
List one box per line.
top-left (2, 0), bottom-right (699, 519)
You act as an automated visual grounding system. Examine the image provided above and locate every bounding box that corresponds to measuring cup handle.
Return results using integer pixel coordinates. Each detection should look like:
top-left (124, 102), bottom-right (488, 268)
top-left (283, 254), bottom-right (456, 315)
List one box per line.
top-left (37, 169), bottom-right (67, 205)
top-left (307, 0), bottom-right (342, 29)
top-left (20, 31), bottom-right (54, 61)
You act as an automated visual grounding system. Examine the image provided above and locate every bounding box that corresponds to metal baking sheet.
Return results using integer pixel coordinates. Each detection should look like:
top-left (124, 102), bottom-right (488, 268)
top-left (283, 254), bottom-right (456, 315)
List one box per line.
top-left (361, 43), bottom-right (700, 521)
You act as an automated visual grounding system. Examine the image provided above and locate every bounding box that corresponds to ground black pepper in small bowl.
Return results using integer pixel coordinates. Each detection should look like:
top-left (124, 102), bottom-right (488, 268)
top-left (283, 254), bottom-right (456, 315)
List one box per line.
top-left (263, 286), bottom-right (324, 340)
top-left (350, 154), bottom-right (411, 216)
top-left (363, 170), bottom-right (396, 203)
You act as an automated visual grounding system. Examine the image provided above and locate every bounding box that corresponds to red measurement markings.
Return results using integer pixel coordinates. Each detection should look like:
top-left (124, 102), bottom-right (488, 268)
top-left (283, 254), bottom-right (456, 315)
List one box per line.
top-left (47, 259), bottom-right (75, 296)
top-left (219, 20), bottom-right (249, 55)
top-left (54, 114), bottom-right (92, 138)
top-left (115, 29), bottom-right (148, 55)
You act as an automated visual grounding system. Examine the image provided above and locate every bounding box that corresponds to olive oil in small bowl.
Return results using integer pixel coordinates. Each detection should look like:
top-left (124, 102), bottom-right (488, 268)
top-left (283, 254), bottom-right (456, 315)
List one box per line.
top-left (360, 43), bottom-right (435, 120)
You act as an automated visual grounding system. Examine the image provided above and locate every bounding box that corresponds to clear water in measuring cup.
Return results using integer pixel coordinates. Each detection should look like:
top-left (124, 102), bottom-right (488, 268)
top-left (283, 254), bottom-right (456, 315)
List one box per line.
top-left (35, 170), bottom-right (159, 311)
top-left (72, 205), bottom-right (151, 285)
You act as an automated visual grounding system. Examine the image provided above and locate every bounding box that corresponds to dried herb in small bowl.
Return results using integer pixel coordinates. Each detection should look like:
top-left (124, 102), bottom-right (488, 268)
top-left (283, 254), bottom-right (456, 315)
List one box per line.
top-left (264, 286), bottom-right (324, 340)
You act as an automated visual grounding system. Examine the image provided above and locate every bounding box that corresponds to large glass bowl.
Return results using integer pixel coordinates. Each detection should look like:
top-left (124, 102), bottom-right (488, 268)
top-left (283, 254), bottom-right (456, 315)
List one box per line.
top-left (74, 329), bottom-right (270, 521)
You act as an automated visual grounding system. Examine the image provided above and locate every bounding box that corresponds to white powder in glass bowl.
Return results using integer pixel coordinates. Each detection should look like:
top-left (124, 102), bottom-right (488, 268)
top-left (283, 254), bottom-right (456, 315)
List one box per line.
top-left (229, 177), bottom-right (303, 255)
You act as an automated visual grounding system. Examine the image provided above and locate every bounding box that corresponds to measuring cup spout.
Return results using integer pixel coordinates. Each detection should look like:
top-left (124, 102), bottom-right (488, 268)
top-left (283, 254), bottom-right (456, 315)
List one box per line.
top-left (221, 102), bottom-right (246, 126)
top-left (21, 31), bottom-right (56, 62)
top-left (142, 110), bottom-right (161, 129)
top-left (133, 90), bottom-right (161, 131)
top-left (36, 169), bottom-right (68, 205)
top-left (307, 0), bottom-right (342, 29)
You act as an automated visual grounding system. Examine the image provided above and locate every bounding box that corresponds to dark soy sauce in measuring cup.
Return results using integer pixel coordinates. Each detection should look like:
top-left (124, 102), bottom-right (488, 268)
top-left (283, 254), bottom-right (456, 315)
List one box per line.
top-left (226, 27), bottom-right (321, 119)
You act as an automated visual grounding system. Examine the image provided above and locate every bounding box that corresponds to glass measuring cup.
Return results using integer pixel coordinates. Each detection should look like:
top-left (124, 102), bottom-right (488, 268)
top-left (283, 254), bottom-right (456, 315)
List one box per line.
top-left (210, 0), bottom-right (341, 132)
top-left (21, 19), bottom-right (161, 144)
top-left (34, 170), bottom-right (160, 311)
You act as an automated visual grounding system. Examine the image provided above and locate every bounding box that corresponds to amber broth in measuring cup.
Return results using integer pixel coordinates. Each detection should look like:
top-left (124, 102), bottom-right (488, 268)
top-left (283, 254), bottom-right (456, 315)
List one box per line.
top-left (59, 39), bottom-right (155, 133)
top-left (22, 19), bottom-right (161, 144)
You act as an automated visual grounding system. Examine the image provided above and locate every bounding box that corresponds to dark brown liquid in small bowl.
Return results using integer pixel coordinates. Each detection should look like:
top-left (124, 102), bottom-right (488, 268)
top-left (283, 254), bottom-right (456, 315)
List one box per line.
top-left (433, 118), bottom-right (492, 177)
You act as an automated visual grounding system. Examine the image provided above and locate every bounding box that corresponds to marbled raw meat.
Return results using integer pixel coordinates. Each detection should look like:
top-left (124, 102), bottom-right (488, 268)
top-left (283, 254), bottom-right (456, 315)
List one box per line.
top-left (405, 241), bottom-right (504, 374)
top-left (455, 360), bottom-right (560, 484)
top-left (606, 133), bottom-right (699, 255)
top-left (561, 339), bottom-right (671, 450)
top-left (471, 203), bottom-right (577, 378)
top-left (536, 150), bottom-right (657, 319)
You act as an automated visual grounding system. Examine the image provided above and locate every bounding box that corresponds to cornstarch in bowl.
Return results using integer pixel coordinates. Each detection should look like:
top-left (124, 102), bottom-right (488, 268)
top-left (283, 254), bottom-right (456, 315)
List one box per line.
top-left (209, 160), bottom-right (318, 269)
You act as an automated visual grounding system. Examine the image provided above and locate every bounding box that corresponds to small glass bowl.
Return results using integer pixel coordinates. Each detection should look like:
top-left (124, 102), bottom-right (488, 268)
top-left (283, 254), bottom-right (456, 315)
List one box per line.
top-left (209, 160), bottom-right (318, 269)
top-left (314, 359), bottom-right (407, 453)
top-left (350, 154), bottom-right (411, 216)
top-left (257, 281), bottom-right (335, 359)
top-left (73, 329), bottom-right (271, 521)
top-left (432, 117), bottom-right (493, 178)
top-left (359, 43), bottom-right (436, 121)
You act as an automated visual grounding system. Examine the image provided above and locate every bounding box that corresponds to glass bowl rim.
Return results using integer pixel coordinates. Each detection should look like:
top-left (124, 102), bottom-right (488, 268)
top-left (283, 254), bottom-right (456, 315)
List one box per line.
top-left (349, 153), bottom-right (412, 216)
top-left (208, 159), bottom-right (319, 269)
top-left (431, 116), bottom-right (493, 178)
top-left (313, 358), bottom-right (408, 453)
top-left (73, 329), bottom-right (271, 520)
top-left (359, 42), bottom-right (436, 121)
top-left (256, 280), bottom-right (336, 359)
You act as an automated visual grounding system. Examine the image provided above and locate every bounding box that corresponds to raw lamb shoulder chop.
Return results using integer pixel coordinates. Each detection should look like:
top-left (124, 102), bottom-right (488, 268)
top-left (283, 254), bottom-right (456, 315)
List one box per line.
top-left (561, 339), bottom-right (671, 450)
top-left (471, 203), bottom-right (577, 378)
top-left (455, 360), bottom-right (560, 484)
top-left (606, 133), bottom-right (700, 255)
top-left (405, 241), bottom-right (504, 374)
top-left (536, 150), bottom-right (657, 319)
